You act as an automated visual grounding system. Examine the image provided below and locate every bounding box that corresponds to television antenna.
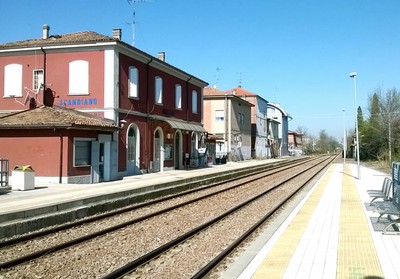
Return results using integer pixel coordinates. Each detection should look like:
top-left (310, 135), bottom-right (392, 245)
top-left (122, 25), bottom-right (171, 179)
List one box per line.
top-left (237, 72), bottom-right (243, 87)
top-left (213, 67), bottom-right (221, 88)
top-left (13, 85), bottom-right (43, 107)
top-left (126, 0), bottom-right (151, 46)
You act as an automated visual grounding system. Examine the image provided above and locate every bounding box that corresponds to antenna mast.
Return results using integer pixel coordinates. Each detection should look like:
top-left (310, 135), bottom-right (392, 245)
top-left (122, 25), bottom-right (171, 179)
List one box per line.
top-left (127, 0), bottom-right (149, 46)
top-left (214, 67), bottom-right (221, 88)
top-left (237, 72), bottom-right (243, 87)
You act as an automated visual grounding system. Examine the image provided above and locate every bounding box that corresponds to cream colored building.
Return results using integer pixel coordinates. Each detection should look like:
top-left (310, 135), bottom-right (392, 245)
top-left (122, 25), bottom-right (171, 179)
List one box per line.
top-left (203, 87), bottom-right (253, 162)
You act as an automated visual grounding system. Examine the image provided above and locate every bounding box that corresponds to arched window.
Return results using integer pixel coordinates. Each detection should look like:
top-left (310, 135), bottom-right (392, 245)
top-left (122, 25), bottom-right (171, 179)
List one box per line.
top-left (192, 90), bottom-right (198, 113)
top-left (175, 84), bottom-right (182, 109)
top-left (69, 60), bottom-right (89, 95)
top-left (4, 64), bottom-right (22, 97)
top-left (155, 76), bottom-right (163, 104)
top-left (127, 128), bottom-right (136, 161)
top-left (191, 132), bottom-right (198, 156)
top-left (128, 66), bottom-right (139, 98)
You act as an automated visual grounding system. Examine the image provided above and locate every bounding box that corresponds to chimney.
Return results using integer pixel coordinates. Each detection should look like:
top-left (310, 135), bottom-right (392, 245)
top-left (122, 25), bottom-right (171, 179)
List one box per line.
top-left (112, 29), bottom-right (122, 40)
top-left (157, 52), bottom-right (165, 62)
top-left (42, 24), bottom-right (50, 39)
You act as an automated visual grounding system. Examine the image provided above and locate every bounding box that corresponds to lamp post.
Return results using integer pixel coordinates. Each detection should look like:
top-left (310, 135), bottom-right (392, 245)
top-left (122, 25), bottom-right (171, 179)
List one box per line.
top-left (349, 72), bottom-right (360, 179)
top-left (342, 109), bottom-right (346, 165)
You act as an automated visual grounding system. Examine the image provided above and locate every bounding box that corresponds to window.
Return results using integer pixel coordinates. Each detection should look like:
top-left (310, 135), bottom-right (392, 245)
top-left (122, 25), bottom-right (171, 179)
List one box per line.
top-left (128, 128), bottom-right (136, 161)
top-left (69, 60), bottom-right (89, 95)
top-left (238, 113), bottom-right (244, 125)
top-left (33, 70), bottom-right (44, 91)
top-left (175, 84), bottom-right (182, 109)
top-left (74, 140), bottom-right (91, 166)
top-left (155, 76), bottom-right (163, 104)
top-left (192, 90), bottom-right (198, 113)
top-left (215, 110), bottom-right (224, 121)
top-left (128, 66), bottom-right (139, 98)
top-left (4, 64), bottom-right (22, 97)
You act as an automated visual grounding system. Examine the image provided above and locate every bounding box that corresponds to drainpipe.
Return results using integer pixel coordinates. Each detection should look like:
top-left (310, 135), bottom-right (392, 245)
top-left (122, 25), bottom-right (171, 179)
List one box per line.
top-left (59, 135), bottom-right (63, 183)
top-left (186, 76), bottom-right (192, 156)
top-left (40, 47), bottom-right (46, 105)
top-left (145, 58), bottom-right (153, 172)
top-left (186, 76), bottom-right (192, 122)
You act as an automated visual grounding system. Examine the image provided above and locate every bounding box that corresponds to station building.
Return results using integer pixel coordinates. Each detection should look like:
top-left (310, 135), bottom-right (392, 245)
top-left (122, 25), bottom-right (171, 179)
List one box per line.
top-left (0, 25), bottom-right (208, 184)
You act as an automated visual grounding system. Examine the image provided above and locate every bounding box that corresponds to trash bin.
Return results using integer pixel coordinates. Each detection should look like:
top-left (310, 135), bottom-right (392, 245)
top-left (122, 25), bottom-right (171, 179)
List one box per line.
top-left (221, 155), bottom-right (227, 164)
top-left (0, 158), bottom-right (9, 187)
top-left (12, 165), bottom-right (35, 191)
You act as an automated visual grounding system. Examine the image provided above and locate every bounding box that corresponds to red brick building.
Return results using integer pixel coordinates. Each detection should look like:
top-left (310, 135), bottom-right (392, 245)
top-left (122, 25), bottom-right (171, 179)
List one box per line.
top-left (0, 25), bottom-right (208, 183)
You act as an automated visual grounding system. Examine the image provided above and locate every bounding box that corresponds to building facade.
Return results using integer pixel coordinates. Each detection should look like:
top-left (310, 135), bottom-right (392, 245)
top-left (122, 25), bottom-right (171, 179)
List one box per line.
top-left (227, 87), bottom-right (270, 159)
top-left (288, 130), bottom-right (304, 156)
top-left (203, 87), bottom-right (253, 162)
top-left (0, 106), bottom-right (120, 184)
top-left (0, 25), bottom-right (208, 183)
top-left (267, 102), bottom-right (291, 157)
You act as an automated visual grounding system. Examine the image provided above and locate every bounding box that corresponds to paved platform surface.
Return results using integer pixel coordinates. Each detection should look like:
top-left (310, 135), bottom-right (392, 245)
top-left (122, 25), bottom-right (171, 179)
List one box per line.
top-left (221, 162), bottom-right (400, 279)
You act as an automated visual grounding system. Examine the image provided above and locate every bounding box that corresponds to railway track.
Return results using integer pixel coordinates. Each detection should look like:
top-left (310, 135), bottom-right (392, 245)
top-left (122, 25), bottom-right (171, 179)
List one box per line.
top-left (0, 155), bottom-right (335, 278)
top-left (104, 155), bottom-right (336, 279)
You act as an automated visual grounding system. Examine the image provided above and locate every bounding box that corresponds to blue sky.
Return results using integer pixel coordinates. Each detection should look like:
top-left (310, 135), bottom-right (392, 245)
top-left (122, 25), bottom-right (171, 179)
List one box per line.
top-left (1, 0), bottom-right (399, 141)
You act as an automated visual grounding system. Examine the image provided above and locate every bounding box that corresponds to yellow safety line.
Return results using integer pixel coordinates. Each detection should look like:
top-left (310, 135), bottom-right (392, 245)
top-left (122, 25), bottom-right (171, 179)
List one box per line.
top-left (251, 165), bottom-right (336, 279)
top-left (337, 165), bottom-right (383, 278)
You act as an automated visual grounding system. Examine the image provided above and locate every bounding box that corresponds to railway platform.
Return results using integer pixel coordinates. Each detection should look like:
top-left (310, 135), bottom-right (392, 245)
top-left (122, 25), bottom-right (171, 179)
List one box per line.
top-left (1, 159), bottom-right (400, 279)
top-left (0, 158), bottom-right (284, 238)
top-left (221, 162), bottom-right (400, 279)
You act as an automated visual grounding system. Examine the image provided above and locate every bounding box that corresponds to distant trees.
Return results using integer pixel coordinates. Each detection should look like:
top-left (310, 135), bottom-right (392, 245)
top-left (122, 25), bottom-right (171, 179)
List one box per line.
top-left (297, 128), bottom-right (340, 155)
top-left (315, 130), bottom-right (340, 154)
top-left (358, 88), bottom-right (400, 165)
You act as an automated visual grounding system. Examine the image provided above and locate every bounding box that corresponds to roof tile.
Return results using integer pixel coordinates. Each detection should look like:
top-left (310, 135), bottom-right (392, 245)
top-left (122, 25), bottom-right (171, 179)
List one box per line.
top-left (0, 105), bottom-right (119, 130)
top-left (0, 31), bottom-right (115, 49)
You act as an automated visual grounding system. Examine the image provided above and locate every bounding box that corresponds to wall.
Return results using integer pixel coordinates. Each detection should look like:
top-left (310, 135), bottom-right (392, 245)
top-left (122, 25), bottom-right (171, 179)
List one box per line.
top-left (0, 50), bottom-right (105, 112)
top-left (0, 136), bottom-right (61, 178)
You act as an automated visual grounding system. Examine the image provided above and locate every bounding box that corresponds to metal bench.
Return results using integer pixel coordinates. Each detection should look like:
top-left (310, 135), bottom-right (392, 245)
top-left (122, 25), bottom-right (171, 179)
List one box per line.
top-left (369, 177), bottom-right (392, 205)
top-left (376, 201), bottom-right (400, 234)
top-left (375, 162), bottom-right (400, 234)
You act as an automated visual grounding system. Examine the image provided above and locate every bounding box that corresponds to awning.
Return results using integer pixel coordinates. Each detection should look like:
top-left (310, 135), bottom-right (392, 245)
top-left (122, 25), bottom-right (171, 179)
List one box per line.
top-left (164, 119), bottom-right (207, 133)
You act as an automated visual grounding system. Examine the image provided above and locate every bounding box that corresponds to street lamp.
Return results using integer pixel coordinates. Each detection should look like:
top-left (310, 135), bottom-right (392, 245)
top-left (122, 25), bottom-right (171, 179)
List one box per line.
top-left (349, 72), bottom-right (360, 179)
top-left (342, 109), bottom-right (346, 165)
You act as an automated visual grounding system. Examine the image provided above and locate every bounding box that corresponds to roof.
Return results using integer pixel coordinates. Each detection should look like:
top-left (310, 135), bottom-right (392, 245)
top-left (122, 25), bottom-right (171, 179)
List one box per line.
top-left (203, 86), bottom-right (254, 107)
top-left (204, 86), bottom-right (258, 97)
top-left (0, 31), bottom-right (116, 49)
top-left (0, 112), bottom-right (15, 118)
top-left (164, 119), bottom-right (207, 133)
top-left (0, 28), bottom-right (208, 87)
top-left (204, 87), bottom-right (225, 96)
top-left (226, 86), bottom-right (257, 97)
top-left (0, 105), bottom-right (120, 131)
top-left (268, 102), bottom-right (291, 118)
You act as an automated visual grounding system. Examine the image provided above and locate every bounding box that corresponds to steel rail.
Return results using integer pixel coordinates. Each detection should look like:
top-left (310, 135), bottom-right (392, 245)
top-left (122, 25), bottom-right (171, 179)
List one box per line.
top-left (0, 157), bottom-right (311, 248)
top-left (0, 158), bottom-right (316, 269)
top-left (101, 155), bottom-right (335, 279)
top-left (191, 155), bottom-right (337, 278)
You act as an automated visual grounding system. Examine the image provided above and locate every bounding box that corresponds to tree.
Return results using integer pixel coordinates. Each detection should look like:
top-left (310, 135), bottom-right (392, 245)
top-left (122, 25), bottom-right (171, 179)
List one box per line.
top-left (315, 130), bottom-right (340, 154)
top-left (296, 126), bottom-right (314, 155)
top-left (296, 126), bottom-right (308, 136)
top-left (360, 93), bottom-right (382, 160)
top-left (378, 88), bottom-right (400, 163)
top-left (362, 88), bottom-right (400, 164)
